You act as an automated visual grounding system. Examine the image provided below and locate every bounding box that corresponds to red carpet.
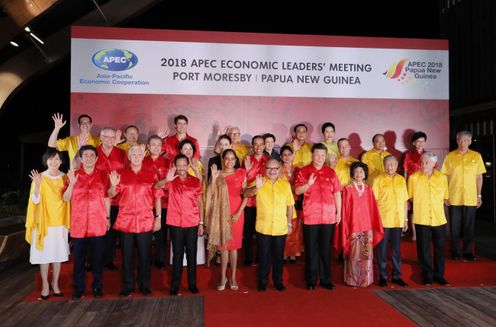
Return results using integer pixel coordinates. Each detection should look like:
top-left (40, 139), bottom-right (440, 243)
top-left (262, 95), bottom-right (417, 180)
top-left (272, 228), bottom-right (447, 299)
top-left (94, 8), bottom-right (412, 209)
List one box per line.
top-left (25, 240), bottom-right (496, 326)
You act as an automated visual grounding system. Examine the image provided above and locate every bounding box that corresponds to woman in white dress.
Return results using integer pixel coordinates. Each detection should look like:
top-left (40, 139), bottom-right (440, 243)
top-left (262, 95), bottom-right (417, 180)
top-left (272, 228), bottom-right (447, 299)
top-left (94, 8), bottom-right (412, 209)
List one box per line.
top-left (25, 149), bottom-right (70, 300)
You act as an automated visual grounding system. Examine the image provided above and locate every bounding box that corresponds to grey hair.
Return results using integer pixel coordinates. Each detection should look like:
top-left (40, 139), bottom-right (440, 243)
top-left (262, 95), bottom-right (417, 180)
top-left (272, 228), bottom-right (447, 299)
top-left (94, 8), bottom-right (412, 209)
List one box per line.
top-left (422, 151), bottom-right (438, 163)
top-left (100, 126), bottom-right (116, 134)
top-left (265, 158), bottom-right (281, 168)
top-left (383, 154), bottom-right (398, 165)
top-left (128, 145), bottom-right (145, 159)
top-left (456, 130), bottom-right (472, 141)
top-left (228, 126), bottom-right (240, 133)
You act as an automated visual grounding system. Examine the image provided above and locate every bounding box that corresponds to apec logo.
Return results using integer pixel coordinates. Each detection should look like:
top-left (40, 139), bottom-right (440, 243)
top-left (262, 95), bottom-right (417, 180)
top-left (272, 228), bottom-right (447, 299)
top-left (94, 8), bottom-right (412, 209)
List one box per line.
top-left (92, 48), bottom-right (138, 71)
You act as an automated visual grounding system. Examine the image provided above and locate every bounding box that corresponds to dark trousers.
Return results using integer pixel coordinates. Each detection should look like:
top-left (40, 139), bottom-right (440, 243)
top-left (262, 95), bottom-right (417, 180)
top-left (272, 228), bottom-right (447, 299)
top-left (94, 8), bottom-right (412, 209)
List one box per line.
top-left (120, 231), bottom-right (153, 291)
top-left (104, 205), bottom-right (119, 264)
top-left (73, 236), bottom-right (104, 293)
top-left (303, 224), bottom-right (334, 286)
top-left (169, 225), bottom-right (198, 289)
top-left (154, 208), bottom-right (168, 264)
top-left (257, 233), bottom-right (286, 286)
top-left (449, 205), bottom-right (477, 256)
top-left (377, 228), bottom-right (403, 280)
top-left (415, 224), bottom-right (446, 281)
top-left (243, 206), bottom-right (257, 263)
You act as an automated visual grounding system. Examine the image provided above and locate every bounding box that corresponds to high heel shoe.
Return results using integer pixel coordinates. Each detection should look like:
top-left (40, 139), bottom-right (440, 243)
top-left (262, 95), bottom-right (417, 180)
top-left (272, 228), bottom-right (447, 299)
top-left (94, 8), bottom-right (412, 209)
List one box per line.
top-left (217, 277), bottom-right (228, 291)
top-left (50, 284), bottom-right (64, 297)
top-left (39, 293), bottom-right (49, 300)
top-left (230, 280), bottom-right (239, 291)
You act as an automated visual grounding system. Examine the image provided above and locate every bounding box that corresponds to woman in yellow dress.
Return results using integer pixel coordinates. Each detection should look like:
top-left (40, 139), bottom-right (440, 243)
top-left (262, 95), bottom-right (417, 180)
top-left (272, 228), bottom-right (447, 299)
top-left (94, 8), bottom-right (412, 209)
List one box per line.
top-left (25, 149), bottom-right (70, 300)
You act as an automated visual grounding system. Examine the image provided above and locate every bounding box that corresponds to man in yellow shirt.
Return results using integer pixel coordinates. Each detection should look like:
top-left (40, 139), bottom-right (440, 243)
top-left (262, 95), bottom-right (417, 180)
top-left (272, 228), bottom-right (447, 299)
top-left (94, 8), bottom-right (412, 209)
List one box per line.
top-left (361, 134), bottom-right (391, 185)
top-left (245, 158), bottom-right (295, 292)
top-left (372, 155), bottom-right (409, 288)
top-left (48, 113), bottom-right (100, 167)
top-left (408, 152), bottom-right (449, 286)
top-left (288, 123), bottom-right (313, 168)
top-left (116, 125), bottom-right (141, 153)
top-left (228, 127), bottom-right (250, 163)
top-left (334, 138), bottom-right (359, 186)
top-left (441, 131), bottom-right (486, 261)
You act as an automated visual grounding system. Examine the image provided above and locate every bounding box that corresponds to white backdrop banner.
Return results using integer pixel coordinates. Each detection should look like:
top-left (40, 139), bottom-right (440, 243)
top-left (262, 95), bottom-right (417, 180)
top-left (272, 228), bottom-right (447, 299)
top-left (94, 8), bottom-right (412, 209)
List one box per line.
top-left (71, 38), bottom-right (448, 100)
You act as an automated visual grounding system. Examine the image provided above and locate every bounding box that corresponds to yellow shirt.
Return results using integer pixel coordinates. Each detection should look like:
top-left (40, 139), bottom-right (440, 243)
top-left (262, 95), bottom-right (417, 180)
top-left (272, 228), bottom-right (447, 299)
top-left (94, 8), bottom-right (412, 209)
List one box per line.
top-left (323, 141), bottom-right (340, 158)
top-left (335, 155), bottom-right (359, 186)
top-left (56, 135), bottom-right (100, 164)
top-left (361, 149), bottom-right (391, 185)
top-left (288, 142), bottom-right (313, 168)
top-left (25, 173), bottom-right (71, 250)
top-left (372, 173), bottom-right (409, 228)
top-left (407, 170), bottom-right (448, 226)
top-left (440, 149), bottom-right (486, 206)
top-left (116, 142), bottom-right (133, 153)
top-left (256, 177), bottom-right (295, 236)
top-left (232, 143), bottom-right (250, 163)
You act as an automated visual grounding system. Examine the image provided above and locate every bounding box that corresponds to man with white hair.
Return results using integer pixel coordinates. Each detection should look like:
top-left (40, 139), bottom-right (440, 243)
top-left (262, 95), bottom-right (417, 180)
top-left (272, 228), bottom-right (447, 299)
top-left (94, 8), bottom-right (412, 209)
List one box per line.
top-left (408, 152), bottom-right (449, 286)
top-left (441, 131), bottom-right (486, 261)
top-left (228, 127), bottom-right (250, 163)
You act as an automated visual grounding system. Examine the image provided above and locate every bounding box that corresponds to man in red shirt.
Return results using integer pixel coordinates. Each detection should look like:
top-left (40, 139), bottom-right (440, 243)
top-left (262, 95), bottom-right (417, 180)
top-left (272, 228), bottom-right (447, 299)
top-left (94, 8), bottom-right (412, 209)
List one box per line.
top-left (242, 135), bottom-right (269, 266)
top-left (96, 127), bottom-right (128, 271)
top-left (109, 146), bottom-right (162, 297)
top-left (162, 115), bottom-right (201, 160)
top-left (161, 154), bottom-right (204, 295)
top-left (63, 145), bottom-right (110, 300)
top-left (143, 135), bottom-right (171, 268)
top-left (295, 143), bottom-right (342, 290)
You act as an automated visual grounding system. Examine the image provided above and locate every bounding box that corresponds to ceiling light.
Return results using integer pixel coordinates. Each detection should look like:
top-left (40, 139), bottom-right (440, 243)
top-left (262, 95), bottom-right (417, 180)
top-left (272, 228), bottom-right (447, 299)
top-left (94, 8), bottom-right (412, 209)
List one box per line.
top-left (29, 33), bottom-right (44, 45)
top-left (10, 41), bottom-right (19, 47)
top-left (24, 26), bottom-right (31, 32)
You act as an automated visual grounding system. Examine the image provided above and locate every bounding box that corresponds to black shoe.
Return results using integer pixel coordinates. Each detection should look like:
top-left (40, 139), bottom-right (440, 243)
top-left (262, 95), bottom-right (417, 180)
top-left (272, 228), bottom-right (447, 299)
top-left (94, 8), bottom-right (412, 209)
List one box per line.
top-left (119, 289), bottom-right (132, 297)
top-left (154, 261), bottom-right (165, 269)
top-left (188, 286), bottom-right (199, 294)
top-left (39, 293), bottom-right (50, 300)
top-left (452, 254), bottom-right (461, 260)
top-left (423, 279), bottom-right (432, 286)
top-left (140, 288), bottom-right (152, 296)
top-left (306, 284), bottom-right (316, 290)
top-left (274, 284), bottom-right (286, 291)
top-left (379, 278), bottom-right (388, 287)
top-left (434, 277), bottom-right (450, 286)
top-left (321, 283), bottom-right (336, 290)
top-left (243, 260), bottom-right (252, 266)
top-left (169, 288), bottom-right (178, 296)
top-left (104, 262), bottom-right (118, 271)
top-left (49, 285), bottom-right (64, 297)
top-left (258, 284), bottom-right (266, 292)
top-left (289, 258), bottom-right (297, 264)
top-left (463, 253), bottom-right (477, 261)
top-left (71, 292), bottom-right (83, 301)
top-left (391, 278), bottom-right (408, 287)
top-left (92, 288), bottom-right (103, 298)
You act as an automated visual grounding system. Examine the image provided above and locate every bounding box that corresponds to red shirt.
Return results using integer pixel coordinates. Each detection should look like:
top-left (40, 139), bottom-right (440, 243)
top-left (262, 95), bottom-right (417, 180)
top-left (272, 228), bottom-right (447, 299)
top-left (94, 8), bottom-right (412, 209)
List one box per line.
top-left (68, 169), bottom-right (108, 238)
top-left (162, 134), bottom-right (201, 160)
top-left (243, 154), bottom-right (269, 207)
top-left (166, 175), bottom-right (203, 228)
top-left (113, 167), bottom-right (163, 233)
top-left (96, 146), bottom-right (127, 206)
top-left (295, 164), bottom-right (342, 225)
top-left (403, 149), bottom-right (424, 176)
top-left (143, 156), bottom-right (170, 208)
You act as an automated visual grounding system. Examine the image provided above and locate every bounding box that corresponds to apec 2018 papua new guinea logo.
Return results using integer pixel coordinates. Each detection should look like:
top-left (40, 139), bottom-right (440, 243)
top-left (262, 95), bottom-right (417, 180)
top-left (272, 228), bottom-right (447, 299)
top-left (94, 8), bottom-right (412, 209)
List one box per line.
top-left (92, 48), bottom-right (138, 71)
top-left (383, 58), bottom-right (443, 84)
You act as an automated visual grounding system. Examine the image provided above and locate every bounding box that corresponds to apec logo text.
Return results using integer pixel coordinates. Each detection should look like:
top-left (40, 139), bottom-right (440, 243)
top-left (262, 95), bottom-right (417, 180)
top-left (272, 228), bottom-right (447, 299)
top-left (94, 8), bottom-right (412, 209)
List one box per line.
top-left (92, 48), bottom-right (138, 71)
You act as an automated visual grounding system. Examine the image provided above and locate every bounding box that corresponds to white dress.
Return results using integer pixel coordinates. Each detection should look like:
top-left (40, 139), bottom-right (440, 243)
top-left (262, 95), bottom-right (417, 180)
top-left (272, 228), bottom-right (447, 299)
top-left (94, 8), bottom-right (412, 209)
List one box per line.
top-left (29, 172), bottom-right (70, 265)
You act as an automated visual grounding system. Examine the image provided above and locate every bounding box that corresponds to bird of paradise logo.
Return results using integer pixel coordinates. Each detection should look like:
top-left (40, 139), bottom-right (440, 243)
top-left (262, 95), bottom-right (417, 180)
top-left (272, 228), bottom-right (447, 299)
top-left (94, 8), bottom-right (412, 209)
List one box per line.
top-left (383, 58), bottom-right (412, 83)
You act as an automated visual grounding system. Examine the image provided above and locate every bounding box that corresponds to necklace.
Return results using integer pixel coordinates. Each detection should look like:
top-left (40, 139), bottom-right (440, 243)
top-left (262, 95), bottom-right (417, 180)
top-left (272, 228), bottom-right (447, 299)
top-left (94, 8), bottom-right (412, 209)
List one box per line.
top-left (353, 181), bottom-right (365, 196)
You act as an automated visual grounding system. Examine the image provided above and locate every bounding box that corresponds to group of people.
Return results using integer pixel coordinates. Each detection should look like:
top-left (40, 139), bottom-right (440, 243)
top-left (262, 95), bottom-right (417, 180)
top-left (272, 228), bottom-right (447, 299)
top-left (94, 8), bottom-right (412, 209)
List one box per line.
top-left (25, 112), bottom-right (486, 300)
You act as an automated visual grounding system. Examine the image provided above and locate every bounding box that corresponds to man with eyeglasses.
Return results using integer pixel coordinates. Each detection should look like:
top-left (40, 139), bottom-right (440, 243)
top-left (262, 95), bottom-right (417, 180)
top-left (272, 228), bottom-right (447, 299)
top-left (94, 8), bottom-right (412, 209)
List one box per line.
top-left (95, 127), bottom-right (128, 271)
top-left (245, 158), bottom-right (295, 292)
